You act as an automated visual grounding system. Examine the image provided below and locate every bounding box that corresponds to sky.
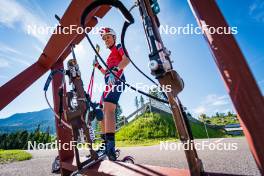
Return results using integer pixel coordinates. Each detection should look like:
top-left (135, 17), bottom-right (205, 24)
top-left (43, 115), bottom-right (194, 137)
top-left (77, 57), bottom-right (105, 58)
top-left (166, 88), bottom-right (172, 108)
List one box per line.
top-left (0, 0), bottom-right (263, 119)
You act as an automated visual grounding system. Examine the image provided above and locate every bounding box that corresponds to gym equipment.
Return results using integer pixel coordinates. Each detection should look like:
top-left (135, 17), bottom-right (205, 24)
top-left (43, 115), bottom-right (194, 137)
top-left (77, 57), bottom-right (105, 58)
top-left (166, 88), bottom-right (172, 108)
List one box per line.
top-left (1, 0), bottom-right (263, 175)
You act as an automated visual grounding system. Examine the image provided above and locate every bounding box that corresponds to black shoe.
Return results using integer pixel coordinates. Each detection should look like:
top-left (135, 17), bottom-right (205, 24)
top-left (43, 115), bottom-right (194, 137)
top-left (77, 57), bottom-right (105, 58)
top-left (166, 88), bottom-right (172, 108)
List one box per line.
top-left (106, 140), bottom-right (116, 161)
top-left (107, 153), bottom-right (117, 161)
top-left (98, 142), bottom-right (106, 154)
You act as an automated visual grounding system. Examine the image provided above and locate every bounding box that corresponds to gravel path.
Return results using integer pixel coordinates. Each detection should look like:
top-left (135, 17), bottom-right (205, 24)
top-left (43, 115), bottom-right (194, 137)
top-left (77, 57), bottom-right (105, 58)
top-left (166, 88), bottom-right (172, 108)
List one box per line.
top-left (0, 138), bottom-right (260, 176)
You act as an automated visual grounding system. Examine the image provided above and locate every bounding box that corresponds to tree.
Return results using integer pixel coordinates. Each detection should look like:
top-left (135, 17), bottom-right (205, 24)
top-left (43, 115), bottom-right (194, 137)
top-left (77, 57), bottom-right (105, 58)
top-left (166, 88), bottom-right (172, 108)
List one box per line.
top-left (18, 131), bottom-right (29, 149)
top-left (0, 133), bottom-right (7, 149)
top-left (199, 113), bottom-right (207, 122)
top-left (135, 96), bottom-right (139, 111)
top-left (115, 103), bottom-right (123, 128)
top-left (199, 113), bottom-right (209, 139)
top-left (43, 127), bottom-right (51, 144)
top-left (33, 124), bottom-right (41, 144)
top-left (28, 132), bottom-right (35, 144)
top-left (205, 120), bottom-right (211, 124)
top-left (140, 95), bottom-right (145, 107)
top-left (227, 111), bottom-right (233, 117)
top-left (4, 132), bottom-right (18, 149)
top-left (149, 87), bottom-right (166, 100)
top-left (20, 131), bottom-right (29, 149)
top-left (215, 112), bottom-right (220, 118)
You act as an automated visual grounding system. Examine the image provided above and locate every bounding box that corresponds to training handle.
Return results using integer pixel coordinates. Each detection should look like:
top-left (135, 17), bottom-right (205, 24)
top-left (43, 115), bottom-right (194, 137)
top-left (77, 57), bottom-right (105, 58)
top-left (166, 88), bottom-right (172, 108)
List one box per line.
top-left (81, 0), bottom-right (134, 27)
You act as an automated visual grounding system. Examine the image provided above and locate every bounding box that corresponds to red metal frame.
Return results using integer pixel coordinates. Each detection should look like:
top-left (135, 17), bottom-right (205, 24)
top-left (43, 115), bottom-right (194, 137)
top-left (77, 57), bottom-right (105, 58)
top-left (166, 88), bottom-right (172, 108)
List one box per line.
top-left (0, 0), bottom-right (263, 175)
top-left (188, 0), bottom-right (264, 175)
top-left (51, 60), bottom-right (74, 175)
top-left (0, 0), bottom-right (111, 110)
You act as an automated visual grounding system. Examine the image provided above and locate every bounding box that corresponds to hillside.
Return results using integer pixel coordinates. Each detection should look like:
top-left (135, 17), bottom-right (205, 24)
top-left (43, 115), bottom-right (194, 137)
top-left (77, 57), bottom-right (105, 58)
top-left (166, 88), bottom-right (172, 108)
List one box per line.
top-left (116, 113), bottom-right (227, 141)
top-left (0, 109), bottom-right (228, 139)
top-left (205, 115), bottom-right (239, 126)
top-left (0, 109), bottom-right (55, 134)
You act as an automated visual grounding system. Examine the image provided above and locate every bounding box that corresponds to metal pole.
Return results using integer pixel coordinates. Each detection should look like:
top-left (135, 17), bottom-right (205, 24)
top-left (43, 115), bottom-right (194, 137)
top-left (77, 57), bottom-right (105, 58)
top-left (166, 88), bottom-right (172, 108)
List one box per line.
top-left (188, 0), bottom-right (264, 174)
top-left (203, 121), bottom-right (209, 139)
top-left (51, 61), bottom-right (74, 176)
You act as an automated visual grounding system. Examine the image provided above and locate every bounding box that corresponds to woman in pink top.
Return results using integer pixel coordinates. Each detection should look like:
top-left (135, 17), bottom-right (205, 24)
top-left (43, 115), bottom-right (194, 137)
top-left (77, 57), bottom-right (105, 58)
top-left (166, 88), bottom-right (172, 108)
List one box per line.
top-left (93, 27), bottom-right (130, 160)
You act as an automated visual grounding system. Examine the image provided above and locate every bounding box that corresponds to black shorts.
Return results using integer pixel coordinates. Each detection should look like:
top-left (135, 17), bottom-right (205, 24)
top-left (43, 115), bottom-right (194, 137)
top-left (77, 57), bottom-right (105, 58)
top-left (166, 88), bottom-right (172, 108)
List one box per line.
top-left (102, 73), bottom-right (125, 105)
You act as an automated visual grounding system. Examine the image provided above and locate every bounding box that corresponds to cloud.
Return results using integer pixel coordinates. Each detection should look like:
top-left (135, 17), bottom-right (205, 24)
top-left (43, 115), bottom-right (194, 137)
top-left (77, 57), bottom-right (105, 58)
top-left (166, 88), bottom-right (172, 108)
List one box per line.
top-left (0, 0), bottom-right (49, 44)
top-left (249, 0), bottom-right (264, 22)
top-left (258, 79), bottom-right (264, 85)
top-left (9, 57), bottom-right (30, 66)
top-left (250, 56), bottom-right (264, 67)
top-left (0, 56), bottom-right (30, 67)
top-left (0, 58), bottom-right (9, 68)
top-left (0, 43), bottom-right (31, 66)
top-left (192, 94), bottom-right (232, 116)
top-left (205, 94), bottom-right (229, 106)
top-left (249, 3), bottom-right (258, 15)
top-left (0, 43), bottom-right (24, 56)
top-left (193, 106), bottom-right (206, 114)
top-left (33, 44), bottom-right (44, 53)
top-left (0, 75), bottom-right (8, 79)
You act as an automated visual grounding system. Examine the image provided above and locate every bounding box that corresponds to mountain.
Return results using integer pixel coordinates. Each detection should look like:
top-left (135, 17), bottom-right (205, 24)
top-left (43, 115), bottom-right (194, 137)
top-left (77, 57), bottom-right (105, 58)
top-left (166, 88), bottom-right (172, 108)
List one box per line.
top-left (0, 109), bottom-right (56, 134)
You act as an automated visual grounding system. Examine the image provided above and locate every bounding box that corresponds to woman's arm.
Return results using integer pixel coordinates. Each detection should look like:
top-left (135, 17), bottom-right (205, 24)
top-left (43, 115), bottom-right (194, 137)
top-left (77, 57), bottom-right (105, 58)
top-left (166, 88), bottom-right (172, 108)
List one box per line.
top-left (99, 68), bottom-right (106, 75)
top-left (96, 65), bottom-right (106, 75)
top-left (118, 55), bottom-right (130, 70)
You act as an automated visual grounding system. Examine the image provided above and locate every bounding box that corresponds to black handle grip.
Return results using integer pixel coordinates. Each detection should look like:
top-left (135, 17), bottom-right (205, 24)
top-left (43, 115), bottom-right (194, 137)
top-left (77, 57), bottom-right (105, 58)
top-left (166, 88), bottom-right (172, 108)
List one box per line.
top-left (81, 0), bottom-right (134, 27)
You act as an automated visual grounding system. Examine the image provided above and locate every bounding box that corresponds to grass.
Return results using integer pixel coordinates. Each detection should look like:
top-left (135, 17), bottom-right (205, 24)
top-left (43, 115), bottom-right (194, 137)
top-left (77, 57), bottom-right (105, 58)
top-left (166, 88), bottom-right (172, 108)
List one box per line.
top-left (190, 122), bottom-right (228, 138)
top-left (116, 113), bottom-right (227, 146)
top-left (116, 113), bottom-right (177, 141)
top-left (205, 116), bottom-right (239, 126)
top-left (0, 150), bottom-right (32, 164)
top-left (116, 138), bottom-right (177, 147)
top-left (86, 113), bottom-right (228, 148)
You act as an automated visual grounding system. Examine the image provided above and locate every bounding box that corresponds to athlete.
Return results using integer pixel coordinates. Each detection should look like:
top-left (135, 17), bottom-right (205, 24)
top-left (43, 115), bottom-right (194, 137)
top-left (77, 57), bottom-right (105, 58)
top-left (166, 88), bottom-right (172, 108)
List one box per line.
top-left (93, 27), bottom-right (130, 161)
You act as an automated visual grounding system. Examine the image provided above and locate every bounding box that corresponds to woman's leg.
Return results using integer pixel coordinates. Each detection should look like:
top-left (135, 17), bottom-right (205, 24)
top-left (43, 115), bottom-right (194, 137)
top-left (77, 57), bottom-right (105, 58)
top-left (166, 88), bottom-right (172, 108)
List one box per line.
top-left (99, 114), bottom-right (106, 150)
top-left (101, 75), bottom-right (125, 160)
top-left (100, 120), bottom-right (105, 134)
top-left (99, 102), bottom-right (115, 137)
top-left (104, 102), bottom-right (116, 133)
top-left (103, 101), bottom-right (117, 160)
